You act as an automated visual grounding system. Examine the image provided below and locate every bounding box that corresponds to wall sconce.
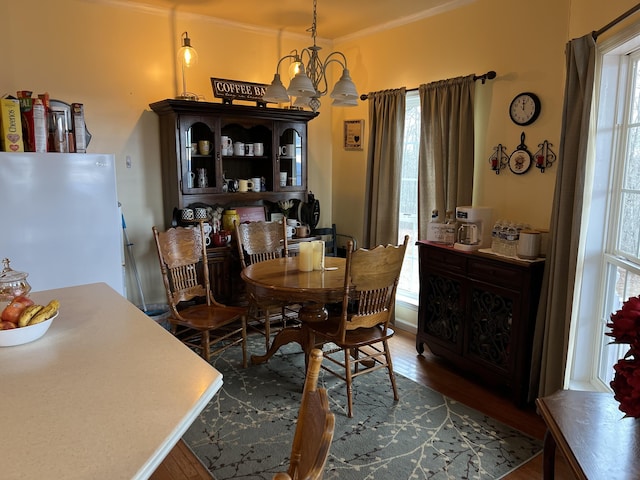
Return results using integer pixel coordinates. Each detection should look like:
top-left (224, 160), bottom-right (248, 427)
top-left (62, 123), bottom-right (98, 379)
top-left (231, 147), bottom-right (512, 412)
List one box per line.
top-left (488, 144), bottom-right (509, 174)
top-left (534, 140), bottom-right (557, 172)
top-left (176, 31), bottom-right (198, 101)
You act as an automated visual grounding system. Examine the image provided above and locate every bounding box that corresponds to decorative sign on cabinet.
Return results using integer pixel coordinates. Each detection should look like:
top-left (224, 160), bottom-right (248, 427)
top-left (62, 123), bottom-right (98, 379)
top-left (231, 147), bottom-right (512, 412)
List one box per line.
top-left (416, 241), bottom-right (545, 406)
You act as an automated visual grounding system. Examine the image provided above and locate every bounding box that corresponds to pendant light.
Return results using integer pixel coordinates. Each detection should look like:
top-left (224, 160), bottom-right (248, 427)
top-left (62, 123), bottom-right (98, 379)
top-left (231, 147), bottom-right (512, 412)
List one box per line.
top-left (262, 0), bottom-right (358, 112)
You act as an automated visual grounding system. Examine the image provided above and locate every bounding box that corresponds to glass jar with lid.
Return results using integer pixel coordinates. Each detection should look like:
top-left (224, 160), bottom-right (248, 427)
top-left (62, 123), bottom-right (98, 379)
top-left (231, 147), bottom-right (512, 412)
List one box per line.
top-left (0, 258), bottom-right (31, 304)
top-left (222, 209), bottom-right (240, 233)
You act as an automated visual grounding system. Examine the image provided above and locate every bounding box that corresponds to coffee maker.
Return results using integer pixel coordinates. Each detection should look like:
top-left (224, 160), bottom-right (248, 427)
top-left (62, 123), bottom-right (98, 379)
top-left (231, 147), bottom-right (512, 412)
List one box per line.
top-left (453, 206), bottom-right (493, 252)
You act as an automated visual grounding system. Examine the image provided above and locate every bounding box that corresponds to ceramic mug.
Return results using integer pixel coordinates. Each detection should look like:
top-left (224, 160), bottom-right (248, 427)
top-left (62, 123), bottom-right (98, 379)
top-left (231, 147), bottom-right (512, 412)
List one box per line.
top-left (220, 136), bottom-right (232, 155)
top-left (295, 225), bottom-right (310, 238)
top-left (279, 172), bottom-right (287, 187)
top-left (190, 143), bottom-right (198, 155)
top-left (198, 140), bottom-right (211, 155)
top-left (233, 142), bottom-right (245, 156)
top-left (279, 144), bottom-right (295, 157)
top-left (253, 143), bottom-right (264, 156)
top-left (181, 208), bottom-right (194, 221)
top-left (251, 177), bottom-right (261, 192)
top-left (195, 207), bottom-right (208, 219)
top-left (238, 179), bottom-right (254, 192)
top-left (245, 144), bottom-right (255, 156)
top-left (202, 222), bottom-right (212, 245)
top-left (286, 225), bottom-right (295, 238)
top-left (287, 219), bottom-right (300, 227)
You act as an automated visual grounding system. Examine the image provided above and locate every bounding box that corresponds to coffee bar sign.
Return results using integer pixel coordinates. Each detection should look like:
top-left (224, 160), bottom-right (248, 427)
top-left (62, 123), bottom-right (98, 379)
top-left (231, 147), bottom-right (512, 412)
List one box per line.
top-left (211, 77), bottom-right (267, 105)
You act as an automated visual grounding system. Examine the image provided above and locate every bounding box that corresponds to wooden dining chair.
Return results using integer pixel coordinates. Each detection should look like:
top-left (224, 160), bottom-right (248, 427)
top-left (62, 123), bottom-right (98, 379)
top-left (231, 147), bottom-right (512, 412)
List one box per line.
top-left (272, 348), bottom-right (335, 480)
top-left (310, 224), bottom-right (338, 257)
top-left (235, 220), bottom-right (298, 351)
top-left (304, 235), bottom-right (409, 417)
top-left (152, 222), bottom-right (247, 366)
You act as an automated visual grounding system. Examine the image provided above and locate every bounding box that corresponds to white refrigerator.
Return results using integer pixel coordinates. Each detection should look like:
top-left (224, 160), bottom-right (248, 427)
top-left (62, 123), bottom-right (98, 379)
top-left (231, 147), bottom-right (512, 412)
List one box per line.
top-left (0, 153), bottom-right (124, 295)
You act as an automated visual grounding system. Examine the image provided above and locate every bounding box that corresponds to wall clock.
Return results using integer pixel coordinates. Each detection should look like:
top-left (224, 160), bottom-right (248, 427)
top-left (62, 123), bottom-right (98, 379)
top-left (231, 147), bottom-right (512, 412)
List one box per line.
top-left (509, 92), bottom-right (541, 126)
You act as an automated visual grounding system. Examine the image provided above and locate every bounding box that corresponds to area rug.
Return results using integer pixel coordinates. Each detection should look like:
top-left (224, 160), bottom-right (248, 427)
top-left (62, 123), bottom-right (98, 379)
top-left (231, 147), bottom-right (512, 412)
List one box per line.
top-left (184, 335), bottom-right (542, 480)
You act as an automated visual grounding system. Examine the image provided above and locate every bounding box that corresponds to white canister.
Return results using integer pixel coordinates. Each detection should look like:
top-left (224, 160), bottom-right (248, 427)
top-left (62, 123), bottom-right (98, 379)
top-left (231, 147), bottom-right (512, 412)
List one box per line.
top-left (517, 230), bottom-right (541, 260)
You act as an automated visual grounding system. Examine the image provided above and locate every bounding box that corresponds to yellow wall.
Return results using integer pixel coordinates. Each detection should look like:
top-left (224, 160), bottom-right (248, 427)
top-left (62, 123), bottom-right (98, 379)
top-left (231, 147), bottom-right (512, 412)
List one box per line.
top-left (331, 0), bottom-right (640, 244)
top-left (1, 0), bottom-right (638, 305)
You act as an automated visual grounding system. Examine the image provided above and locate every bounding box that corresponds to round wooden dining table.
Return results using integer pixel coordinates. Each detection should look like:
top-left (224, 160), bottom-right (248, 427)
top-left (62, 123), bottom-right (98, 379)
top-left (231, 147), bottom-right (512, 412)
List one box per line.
top-left (241, 256), bottom-right (346, 364)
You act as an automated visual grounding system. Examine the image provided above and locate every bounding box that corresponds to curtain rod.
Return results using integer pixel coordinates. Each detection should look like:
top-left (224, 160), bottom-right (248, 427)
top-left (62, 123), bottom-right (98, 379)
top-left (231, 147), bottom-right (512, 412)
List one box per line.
top-left (593, 2), bottom-right (640, 40)
top-left (359, 70), bottom-right (496, 101)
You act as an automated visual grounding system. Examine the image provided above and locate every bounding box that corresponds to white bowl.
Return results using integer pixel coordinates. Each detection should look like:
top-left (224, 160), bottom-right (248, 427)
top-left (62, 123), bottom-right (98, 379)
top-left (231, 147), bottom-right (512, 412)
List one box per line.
top-left (0, 312), bottom-right (58, 347)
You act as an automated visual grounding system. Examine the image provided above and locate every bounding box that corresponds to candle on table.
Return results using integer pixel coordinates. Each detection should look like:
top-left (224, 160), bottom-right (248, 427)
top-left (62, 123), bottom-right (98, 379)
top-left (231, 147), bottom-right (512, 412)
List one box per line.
top-left (298, 242), bottom-right (314, 272)
top-left (312, 240), bottom-right (325, 270)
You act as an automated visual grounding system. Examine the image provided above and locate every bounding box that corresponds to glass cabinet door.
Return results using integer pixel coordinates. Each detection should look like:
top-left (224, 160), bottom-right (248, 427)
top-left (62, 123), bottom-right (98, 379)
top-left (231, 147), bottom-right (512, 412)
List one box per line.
top-left (180, 116), bottom-right (218, 193)
top-left (277, 125), bottom-right (306, 190)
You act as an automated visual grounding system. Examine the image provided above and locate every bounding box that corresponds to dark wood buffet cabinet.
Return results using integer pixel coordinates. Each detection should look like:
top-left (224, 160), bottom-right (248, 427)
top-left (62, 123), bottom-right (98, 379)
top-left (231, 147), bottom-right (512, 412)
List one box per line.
top-left (416, 241), bottom-right (545, 406)
top-left (149, 99), bottom-right (318, 304)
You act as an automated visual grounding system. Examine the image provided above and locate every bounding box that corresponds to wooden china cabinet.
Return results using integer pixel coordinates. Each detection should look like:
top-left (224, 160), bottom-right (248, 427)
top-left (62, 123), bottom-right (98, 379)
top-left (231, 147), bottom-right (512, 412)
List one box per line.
top-left (149, 99), bottom-right (318, 303)
top-left (416, 241), bottom-right (545, 406)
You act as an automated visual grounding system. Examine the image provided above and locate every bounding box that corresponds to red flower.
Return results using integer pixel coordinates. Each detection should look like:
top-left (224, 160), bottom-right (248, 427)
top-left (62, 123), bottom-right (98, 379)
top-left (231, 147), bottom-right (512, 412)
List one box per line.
top-left (606, 295), bottom-right (640, 349)
top-left (611, 359), bottom-right (640, 417)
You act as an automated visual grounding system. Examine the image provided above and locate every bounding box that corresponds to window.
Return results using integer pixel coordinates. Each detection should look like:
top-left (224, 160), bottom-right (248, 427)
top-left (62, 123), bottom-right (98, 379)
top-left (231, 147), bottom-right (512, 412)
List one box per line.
top-left (568, 28), bottom-right (640, 391)
top-left (397, 92), bottom-right (421, 304)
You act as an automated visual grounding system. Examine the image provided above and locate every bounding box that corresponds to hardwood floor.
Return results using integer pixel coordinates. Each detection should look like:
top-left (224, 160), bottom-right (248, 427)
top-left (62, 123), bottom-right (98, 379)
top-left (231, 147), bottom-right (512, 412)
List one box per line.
top-left (152, 328), bottom-right (573, 479)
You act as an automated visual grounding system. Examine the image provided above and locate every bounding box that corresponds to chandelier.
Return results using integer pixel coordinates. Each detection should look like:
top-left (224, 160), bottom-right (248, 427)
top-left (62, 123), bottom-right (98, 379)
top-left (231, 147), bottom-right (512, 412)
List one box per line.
top-left (262, 0), bottom-right (359, 112)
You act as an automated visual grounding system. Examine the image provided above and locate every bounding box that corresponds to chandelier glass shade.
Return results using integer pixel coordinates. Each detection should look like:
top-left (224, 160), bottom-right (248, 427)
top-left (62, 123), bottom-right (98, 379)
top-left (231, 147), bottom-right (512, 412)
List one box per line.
top-left (262, 0), bottom-right (358, 112)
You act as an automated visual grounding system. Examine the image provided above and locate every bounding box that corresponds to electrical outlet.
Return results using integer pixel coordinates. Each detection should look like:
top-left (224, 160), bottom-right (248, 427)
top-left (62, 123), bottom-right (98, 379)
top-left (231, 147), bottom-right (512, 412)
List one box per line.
top-left (126, 155), bottom-right (132, 168)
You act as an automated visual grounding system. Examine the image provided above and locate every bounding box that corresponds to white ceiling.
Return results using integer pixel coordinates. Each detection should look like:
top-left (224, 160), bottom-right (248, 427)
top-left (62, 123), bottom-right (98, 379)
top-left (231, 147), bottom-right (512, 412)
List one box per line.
top-left (119, 0), bottom-right (470, 40)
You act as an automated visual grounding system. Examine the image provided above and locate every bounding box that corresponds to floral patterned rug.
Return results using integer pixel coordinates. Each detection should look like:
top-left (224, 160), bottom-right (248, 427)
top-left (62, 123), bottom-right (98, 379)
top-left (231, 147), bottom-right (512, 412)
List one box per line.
top-left (183, 335), bottom-right (542, 480)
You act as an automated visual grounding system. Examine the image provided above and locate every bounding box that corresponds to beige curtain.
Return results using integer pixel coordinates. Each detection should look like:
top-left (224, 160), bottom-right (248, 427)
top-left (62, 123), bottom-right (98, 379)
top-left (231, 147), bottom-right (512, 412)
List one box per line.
top-left (528, 34), bottom-right (596, 401)
top-left (417, 75), bottom-right (475, 238)
top-left (363, 88), bottom-right (406, 248)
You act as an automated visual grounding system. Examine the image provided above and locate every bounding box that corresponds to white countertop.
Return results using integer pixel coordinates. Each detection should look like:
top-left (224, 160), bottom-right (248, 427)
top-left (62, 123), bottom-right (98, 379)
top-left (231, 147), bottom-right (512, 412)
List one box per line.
top-left (0, 283), bottom-right (222, 480)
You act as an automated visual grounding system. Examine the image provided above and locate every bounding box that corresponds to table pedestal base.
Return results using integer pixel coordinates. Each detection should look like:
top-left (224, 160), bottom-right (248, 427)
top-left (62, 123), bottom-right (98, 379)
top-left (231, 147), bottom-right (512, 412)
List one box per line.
top-left (250, 303), bottom-right (327, 365)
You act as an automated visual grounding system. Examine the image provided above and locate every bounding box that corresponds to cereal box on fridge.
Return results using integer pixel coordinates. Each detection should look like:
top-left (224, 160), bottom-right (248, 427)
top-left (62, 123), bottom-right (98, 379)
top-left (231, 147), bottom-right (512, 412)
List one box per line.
top-left (0, 97), bottom-right (24, 152)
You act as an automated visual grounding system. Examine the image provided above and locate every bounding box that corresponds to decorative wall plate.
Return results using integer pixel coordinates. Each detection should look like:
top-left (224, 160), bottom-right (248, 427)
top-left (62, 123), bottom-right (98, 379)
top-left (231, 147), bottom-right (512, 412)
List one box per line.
top-left (509, 132), bottom-right (533, 175)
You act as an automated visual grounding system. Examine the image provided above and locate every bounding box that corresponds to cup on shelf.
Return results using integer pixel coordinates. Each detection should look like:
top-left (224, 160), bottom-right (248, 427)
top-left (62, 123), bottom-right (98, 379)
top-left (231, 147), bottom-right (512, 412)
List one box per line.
top-left (279, 144), bottom-right (295, 157)
top-left (195, 207), bottom-right (208, 219)
top-left (245, 144), bottom-right (255, 156)
top-left (220, 136), bottom-right (232, 155)
top-left (198, 140), bottom-right (211, 155)
top-left (279, 172), bottom-right (287, 187)
top-left (238, 179), bottom-right (254, 192)
top-left (253, 143), bottom-right (264, 156)
top-left (233, 142), bottom-right (245, 156)
top-left (181, 208), bottom-right (194, 221)
top-left (190, 143), bottom-right (198, 155)
top-left (250, 177), bottom-right (261, 192)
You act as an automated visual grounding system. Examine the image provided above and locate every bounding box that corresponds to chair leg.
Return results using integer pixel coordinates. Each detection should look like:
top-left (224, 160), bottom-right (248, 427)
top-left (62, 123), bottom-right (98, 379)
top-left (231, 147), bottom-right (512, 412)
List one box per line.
top-left (201, 330), bottom-right (210, 363)
top-left (241, 316), bottom-right (248, 368)
top-left (344, 348), bottom-right (354, 418)
top-left (383, 340), bottom-right (399, 401)
top-left (264, 307), bottom-right (271, 351)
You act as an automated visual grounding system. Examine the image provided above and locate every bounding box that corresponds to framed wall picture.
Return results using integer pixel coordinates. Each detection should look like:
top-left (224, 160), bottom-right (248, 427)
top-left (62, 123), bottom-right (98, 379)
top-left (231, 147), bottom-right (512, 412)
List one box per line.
top-left (344, 119), bottom-right (364, 150)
